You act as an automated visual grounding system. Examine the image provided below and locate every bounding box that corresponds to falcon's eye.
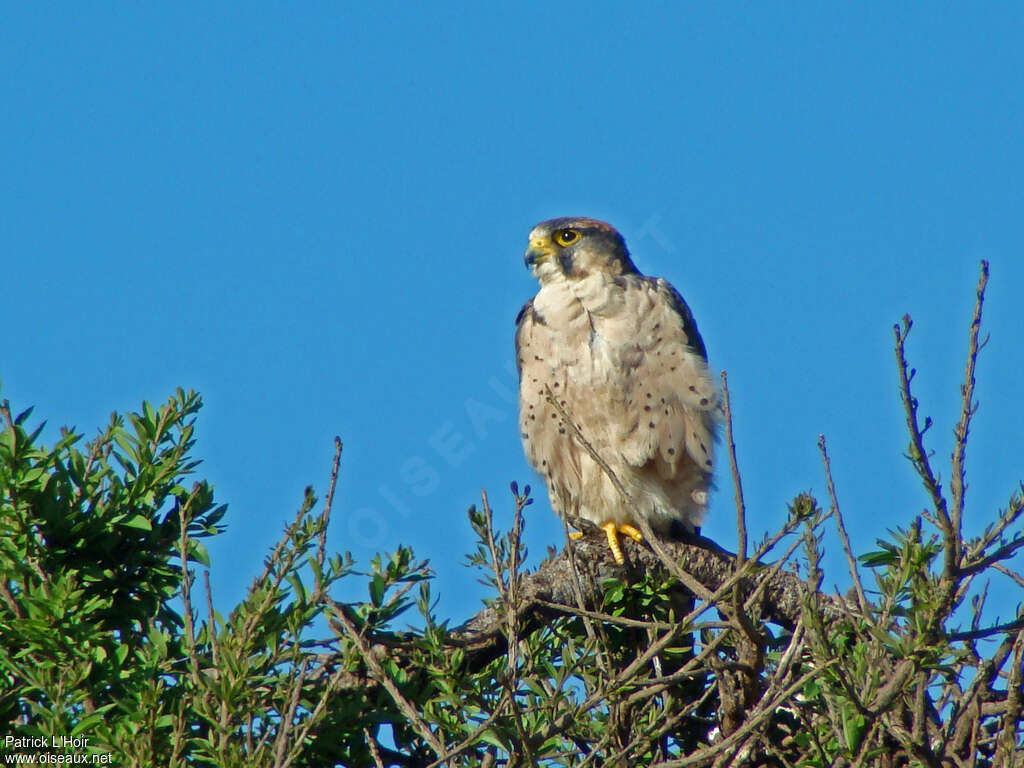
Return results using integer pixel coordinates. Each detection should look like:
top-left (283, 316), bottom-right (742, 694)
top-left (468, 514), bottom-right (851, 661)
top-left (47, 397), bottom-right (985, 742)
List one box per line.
top-left (554, 229), bottom-right (581, 246)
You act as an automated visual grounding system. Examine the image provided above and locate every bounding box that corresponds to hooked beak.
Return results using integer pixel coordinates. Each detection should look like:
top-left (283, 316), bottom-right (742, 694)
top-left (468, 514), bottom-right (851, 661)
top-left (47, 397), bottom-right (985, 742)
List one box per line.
top-left (524, 238), bottom-right (554, 268)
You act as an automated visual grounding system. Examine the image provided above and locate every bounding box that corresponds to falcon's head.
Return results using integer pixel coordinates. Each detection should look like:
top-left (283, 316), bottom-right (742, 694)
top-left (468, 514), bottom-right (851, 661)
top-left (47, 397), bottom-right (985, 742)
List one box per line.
top-left (525, 217), bottom-right (639, 284)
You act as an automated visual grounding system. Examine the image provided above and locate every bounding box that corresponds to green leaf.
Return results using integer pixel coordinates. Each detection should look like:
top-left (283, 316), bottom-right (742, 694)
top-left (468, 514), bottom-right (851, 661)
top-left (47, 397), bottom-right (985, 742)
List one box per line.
top-left (842, 710), bottom-right (867, 753)
top-left (286, 571), bottom-right (308, 604)
top-left (0, 427), bottom-right (14, 454)
top-left (113, 427), bottom-right (138, 460)
top-left (189, 540), bottom-right (211, 567)
top-left (122, 514), bottom-right (153, 531)
top-left (859, 549), bottom-right (896, 567)
top-left (476, 729), bottom-right (507, 750)
top-left (143, 400), bottom-right (158, 431)
top-left (369, 574), bottom-right (386, 607)
top-left (71, 707), bottom-right (113, 737)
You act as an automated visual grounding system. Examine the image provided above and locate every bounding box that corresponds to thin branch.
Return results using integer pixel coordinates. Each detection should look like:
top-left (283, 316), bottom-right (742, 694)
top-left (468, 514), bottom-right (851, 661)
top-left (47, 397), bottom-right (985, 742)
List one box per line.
top-left (818, 434), bottom-right (870, 619)
top-left (543, 384), bottom-right (636, 521)
top-left (959, 537), bottom-right (1024, 578)
top-left (203, 570), bottom-right (219, 666)
top-left (948, 617), bottom-right (1024, 643)
top-left (480, 490), bottom-right (507, 599)
top-left (494, 486), bottom-right (537, 766)
top-left (895, 307), bottom-right (961, 638)
top-left (317, 437), bottom-right (343, 573)
top-left (894, 316), bottom-right (951, 531)
top-left (651, 663), bottom-right (833, 768)
top-left (424, 690), bottom-right (512, 768)
top-left (950, 261), bottom-right (990, 557)
top-left (966, 486), bottom-right (1024, 568)
top-left (534, 598), bottom-right (710, 631)
top-left (283, 656), bottom-right (377, 768)
top-left (633, 515), bottom-right (713, 602)
top-left (994, 562), bottom-right (1024, 590)
top-left (272, 658), bottom-right (309, 768)
top-left (328, 595), bottom-right (446, 757)
top-left (0, 581), bottom-right (23, 619)
top-left (545, 383), bottom-right (714, 602)
top-left (240, 503), bottom-right (312, 645)
top-left (561, 516), bottom-right (601, 645)
top-left (994, 625), bottom-right (1024, 768)
top-left (178, 497), bottom-right (200, 687)
top-left (721, 371), bottom-right (747, 566)
top-left (948, 630), bottom-right (1018, 757)
top-left (364, 728), bottom-right (387, 768)
top-left (606, 682), bottom-right (719, 766)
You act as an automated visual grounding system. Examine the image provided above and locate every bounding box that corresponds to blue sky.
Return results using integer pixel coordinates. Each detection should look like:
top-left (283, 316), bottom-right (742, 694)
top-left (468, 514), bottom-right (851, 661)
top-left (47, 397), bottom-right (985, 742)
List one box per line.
top-left (3, 4), bottom-right (1022, 625)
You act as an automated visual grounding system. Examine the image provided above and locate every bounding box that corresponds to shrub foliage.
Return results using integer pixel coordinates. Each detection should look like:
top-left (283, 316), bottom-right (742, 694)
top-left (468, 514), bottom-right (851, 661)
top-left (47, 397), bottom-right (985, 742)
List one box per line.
top-left (1, 262), bottom-right (1021, 767)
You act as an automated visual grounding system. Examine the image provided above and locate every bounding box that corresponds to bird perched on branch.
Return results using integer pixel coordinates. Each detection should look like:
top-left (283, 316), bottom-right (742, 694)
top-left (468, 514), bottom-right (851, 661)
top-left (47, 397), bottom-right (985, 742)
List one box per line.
top-left (516, 217), bottom-right (717, 564)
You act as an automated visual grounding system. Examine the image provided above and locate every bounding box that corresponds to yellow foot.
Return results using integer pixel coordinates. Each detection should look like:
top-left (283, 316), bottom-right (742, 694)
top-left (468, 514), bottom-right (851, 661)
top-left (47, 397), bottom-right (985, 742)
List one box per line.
top-left (569, 524), bottom-right (645, 564)
top-left (601, 522), bottom-right (645, 565)
top-left (619, 524), bottom-right (644, 543)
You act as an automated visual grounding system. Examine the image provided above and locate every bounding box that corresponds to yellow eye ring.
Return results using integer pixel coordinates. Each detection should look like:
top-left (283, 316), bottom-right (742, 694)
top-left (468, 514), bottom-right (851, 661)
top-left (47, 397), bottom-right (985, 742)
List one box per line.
top-left (554, 229), bottom-right (581, 246)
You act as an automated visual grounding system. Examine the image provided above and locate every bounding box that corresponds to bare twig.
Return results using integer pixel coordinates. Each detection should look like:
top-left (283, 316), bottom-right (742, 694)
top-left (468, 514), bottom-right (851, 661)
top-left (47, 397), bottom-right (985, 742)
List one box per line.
top-left (818, 434), bottom-right (870, 619)
top-left (480, 490), bottom-right (507, 599)
top-left (959, 538), bottom-right (1024, 578)
top-left (178, 497), bottom-right (200, 687)
top-left (364, 728), bottom-right (386, 768)
top-left (203, 570), bottom-right (219, 666)
top-left (545, 383), bottom-right (715, 602)
top-left (966, 486), bottom-right (1024, 568)
top-left (950, 262), bottom-right (989, 560)
top-left (543, 385), bottom-right (636, 517)
top-left (283, 659), bottom-right (374, 768)
top-left (0, 581), bottom-right (24, 619)
top-left (994, 562), bottom-right (1024, 590)
top-left (424, 690), bottom-right (512, 768)
top-left (328, 595), bottom-right (447, 756)
top-left (606, 683), bottom-right (719, 765)
top-left (650, 663), bottom-right (833, 768)
top-left (561, 516), bottom-right (601, 645)
top-left (240, 503), bottom-right (312, 645)
top-left (534, 598), bottom-right (702, 631)
top-left (948, 617), bottom-right (1024, 642)
top-left (894, 316), bottom-right (951, 531)
top-left (721, 371), bottom-right (747, 566)
top-left (488, 486), bottom-right (537, 766)
top-left (632, 515), bottom-right (714, 602)
top-left (317, 437), bottom-right (343, 573)
top-left (994, 625), bottom-right (1024, 768)
top-left (272, 658), bottom-right (308, 768)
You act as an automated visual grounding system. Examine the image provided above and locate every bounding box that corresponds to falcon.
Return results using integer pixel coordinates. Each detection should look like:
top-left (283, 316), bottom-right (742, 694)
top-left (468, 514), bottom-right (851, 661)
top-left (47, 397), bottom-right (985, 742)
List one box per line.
top-left (516, 217), bottom-right (717, 564)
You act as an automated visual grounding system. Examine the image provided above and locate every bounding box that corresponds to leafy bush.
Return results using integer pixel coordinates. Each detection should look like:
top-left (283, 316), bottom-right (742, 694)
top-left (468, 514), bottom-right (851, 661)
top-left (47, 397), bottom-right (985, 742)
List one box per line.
top-left (1, 262), bottom-right (1020, 767)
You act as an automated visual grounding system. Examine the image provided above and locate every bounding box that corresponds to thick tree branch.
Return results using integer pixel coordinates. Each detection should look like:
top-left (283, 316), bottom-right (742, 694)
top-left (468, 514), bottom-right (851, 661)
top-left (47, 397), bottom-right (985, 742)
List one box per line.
top-left (319, 529), bottom-right (857, 697)
top-left (450, 531), bottom-right (851, 668)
